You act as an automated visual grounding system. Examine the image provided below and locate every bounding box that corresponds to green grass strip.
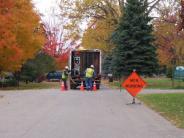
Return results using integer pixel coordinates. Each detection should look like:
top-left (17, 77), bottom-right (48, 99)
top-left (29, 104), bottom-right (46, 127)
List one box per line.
top-left (138, 93), bottom-right (184, 128)
top-left (0, 81), bottom-right (60, 90)
top-left (109, 78), bottom-right (184, 89)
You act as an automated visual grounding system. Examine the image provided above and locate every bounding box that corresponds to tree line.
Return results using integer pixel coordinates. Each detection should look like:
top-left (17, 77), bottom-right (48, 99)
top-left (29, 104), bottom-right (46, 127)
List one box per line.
top-left (58, 0), bottom-right (184, 78)
top-left (0, 0), bottom-right (57, 84)
top-left (1, 0), bottom-right (184, 84)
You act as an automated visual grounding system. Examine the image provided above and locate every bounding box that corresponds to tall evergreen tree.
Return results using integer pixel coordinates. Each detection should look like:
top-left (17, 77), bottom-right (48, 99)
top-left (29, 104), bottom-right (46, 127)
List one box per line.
top-left (102, 53), bottom-right (113, 75)
top-left (111, 0), bottom-right (158, 77)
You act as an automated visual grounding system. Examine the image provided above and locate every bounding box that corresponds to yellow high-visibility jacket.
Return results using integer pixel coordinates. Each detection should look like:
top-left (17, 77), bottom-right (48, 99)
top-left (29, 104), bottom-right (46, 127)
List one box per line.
top-left (85, 68), bottom-right (94, 78)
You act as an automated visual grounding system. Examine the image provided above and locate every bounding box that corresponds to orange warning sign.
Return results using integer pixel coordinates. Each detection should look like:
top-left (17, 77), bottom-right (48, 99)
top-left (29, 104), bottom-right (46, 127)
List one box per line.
top-left (122, 71), bottom-right (146, 97)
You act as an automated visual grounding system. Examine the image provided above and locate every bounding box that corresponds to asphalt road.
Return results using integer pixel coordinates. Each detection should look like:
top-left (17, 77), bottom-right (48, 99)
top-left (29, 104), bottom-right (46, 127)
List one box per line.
top-left (0, 87), bottom-right (184, 138)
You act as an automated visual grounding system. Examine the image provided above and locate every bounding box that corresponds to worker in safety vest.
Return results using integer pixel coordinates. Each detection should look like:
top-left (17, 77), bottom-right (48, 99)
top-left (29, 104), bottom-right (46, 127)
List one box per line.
top-left (85, 65), bottom-right (95, 90)
top-left (61, 66), bottom-right (70, 90)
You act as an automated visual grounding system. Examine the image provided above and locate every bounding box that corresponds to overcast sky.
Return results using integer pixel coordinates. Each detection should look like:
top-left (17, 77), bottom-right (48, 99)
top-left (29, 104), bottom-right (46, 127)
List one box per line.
top-left (32, 0), bottom-right (59, 18)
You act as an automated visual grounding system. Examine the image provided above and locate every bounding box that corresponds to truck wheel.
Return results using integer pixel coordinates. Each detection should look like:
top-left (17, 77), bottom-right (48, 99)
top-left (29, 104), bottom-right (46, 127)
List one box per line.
top-left (96, 84), bottom-right (100, 89)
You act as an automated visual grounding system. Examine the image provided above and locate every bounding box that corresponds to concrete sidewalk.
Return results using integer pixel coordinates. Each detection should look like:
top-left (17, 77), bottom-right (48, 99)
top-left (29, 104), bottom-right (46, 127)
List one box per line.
top-left (141, 89), bottom-right (184, 94)
top-left (0, 88), bottom-right (184, 138)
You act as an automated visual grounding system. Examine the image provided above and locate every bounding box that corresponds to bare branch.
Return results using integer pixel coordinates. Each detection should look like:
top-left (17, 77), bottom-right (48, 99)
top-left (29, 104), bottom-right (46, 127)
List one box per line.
top-left (147, 0), bottom-right (162, 14)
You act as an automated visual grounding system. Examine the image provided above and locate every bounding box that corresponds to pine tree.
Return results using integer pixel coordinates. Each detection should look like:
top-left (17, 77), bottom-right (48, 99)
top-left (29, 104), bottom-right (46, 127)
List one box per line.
top-left (102, 53), bottom-right (113, 75)
top-left (111, 0), bottom-right (158, 77)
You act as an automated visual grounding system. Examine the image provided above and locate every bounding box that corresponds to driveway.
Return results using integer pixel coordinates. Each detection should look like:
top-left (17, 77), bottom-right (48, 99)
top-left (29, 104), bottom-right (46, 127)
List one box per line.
top-left (0, 88), bottom-right (184, 138)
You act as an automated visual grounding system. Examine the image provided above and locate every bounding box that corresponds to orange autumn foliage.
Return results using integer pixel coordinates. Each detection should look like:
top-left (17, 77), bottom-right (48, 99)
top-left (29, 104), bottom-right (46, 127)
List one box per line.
top-left (0, 0), bottom-right (23, 72)
top-left (154, 3), bottom-right (184, 67)
top-left (0, 0), bottom-right (45, 73)
top-left (55, 50), bottom-right (70, 69)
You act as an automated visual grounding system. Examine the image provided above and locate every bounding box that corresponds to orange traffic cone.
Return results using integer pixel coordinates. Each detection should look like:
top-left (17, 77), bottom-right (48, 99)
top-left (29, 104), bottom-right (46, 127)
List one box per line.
top-left (61, 81), bottom-right (65, 91)
top-left (93, 82), bottom-right (97, 91)
top-left (80, 81), bottom-right (84, 91)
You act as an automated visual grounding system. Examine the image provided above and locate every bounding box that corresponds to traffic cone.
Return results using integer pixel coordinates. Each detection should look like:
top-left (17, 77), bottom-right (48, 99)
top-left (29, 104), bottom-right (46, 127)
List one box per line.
top-left (80, 81), bottom-right (84, 91)
top-left (93, 82), bottom-right (97, 91)
top-left (60, 81), bottom-right (65, 91)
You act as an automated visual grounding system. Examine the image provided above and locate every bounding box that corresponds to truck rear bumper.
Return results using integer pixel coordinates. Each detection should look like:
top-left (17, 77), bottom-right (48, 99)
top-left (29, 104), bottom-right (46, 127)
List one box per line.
top-left (70, 77), bottom-right (100, 89)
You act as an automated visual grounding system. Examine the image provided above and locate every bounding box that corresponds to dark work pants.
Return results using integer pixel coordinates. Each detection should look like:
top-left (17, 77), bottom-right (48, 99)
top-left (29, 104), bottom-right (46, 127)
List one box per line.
top-left (62, 79), bottom-right (68, 90)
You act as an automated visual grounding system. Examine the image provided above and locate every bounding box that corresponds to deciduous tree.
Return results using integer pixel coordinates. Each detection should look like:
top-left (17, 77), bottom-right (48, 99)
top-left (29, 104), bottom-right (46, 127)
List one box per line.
top-left (153, 0), bottom-right (184, 68)
top-left (0, 0), bottom-right (22, 73)
top-left (59, 0), bottom-right (124, 47)
top-left (13, 0), bottom-right (45, 63)
top-left (82, 19), bottom-right (115, 53)
top-left (0, 0), bottom-right (45, 74)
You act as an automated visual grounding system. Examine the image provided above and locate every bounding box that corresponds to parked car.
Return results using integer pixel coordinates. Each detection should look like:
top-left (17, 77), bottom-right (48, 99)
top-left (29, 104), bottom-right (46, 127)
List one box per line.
top-left (46, 71), bottom-right (62, 82)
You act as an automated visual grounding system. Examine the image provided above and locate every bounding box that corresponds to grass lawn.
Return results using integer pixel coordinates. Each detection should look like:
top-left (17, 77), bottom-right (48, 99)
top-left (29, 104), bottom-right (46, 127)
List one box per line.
top-left (138, 93), bottom-right (184, 128)
top-left (0, 81), bottom-right (60, 90)
top-left (144, 78), bottom-right (184, 89)
top-left (104, 77), bottom-right (184, 89)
